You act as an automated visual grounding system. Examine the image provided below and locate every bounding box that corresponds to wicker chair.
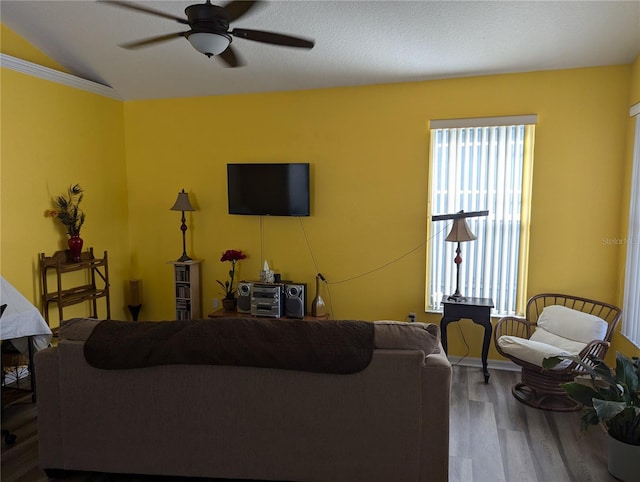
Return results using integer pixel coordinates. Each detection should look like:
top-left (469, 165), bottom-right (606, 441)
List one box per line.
top-left (494, 293), bottom-right (622, 411)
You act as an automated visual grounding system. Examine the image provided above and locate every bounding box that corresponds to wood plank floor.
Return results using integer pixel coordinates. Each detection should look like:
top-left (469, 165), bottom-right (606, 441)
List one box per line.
top-left (1, 366), bottom-right (616, 482)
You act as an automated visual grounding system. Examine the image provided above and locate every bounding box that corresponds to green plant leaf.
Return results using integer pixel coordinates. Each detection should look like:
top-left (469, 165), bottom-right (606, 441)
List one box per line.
top-left (617, 352), bottom-right (639, 393)
top-left (548, 352), bottom-right (640, 444)
top-left (581, 408), bottom-right (600, 429)
top-left (561, 382), bottom-right (603, 407)
top-left (542, 355), bottom-right (574, 370)
top-left (606, 406), bottom-right (640, 445)
top-left (590, 357), bottom-right (616, 380)
top-left (544, 354), bottom-right (617, 387)
top-left (594, 399), bottom-right (626, 422)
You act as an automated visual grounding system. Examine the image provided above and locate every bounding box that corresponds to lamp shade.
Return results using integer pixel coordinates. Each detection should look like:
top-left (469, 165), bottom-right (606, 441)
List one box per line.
top-left (187, 32), bottom-right (231, 57)
top-left (170, 189), bottom-right (195, 212)
top-left (445, 218), bottom-right (477, 242)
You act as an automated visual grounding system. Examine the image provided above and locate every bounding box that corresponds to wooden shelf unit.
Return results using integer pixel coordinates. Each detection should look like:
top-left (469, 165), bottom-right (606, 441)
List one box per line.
top-left (169, 259), bottom-right (202, 320)
top-left (40, 248), bottom-right (111, 327)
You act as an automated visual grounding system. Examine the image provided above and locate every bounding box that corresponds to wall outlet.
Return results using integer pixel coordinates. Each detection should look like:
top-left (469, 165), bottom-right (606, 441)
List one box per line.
top-left (408, 312), bottom-right (417, 323)
top-left (212, 298), bottom-right (219, 309)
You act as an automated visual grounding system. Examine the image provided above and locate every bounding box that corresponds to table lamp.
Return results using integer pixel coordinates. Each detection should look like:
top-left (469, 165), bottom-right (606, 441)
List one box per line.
top-left (445, 217), bottom-right (477, 301)
top-left (432, 210), bottom-right (488, 303)
top-left (170, 189), bottom-right (195, 262)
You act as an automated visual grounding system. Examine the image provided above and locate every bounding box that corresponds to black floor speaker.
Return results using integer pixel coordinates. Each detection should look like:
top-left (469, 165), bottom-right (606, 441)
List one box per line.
top-left (284, 283), bottom-right (306, 319)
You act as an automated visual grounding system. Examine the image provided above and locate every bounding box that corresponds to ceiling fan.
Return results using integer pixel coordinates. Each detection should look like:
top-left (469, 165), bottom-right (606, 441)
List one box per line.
top-left (100, 0), bottom-right (315, 67)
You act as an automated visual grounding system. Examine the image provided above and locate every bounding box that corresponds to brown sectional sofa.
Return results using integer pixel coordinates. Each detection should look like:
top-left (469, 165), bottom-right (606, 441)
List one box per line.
top-left (35, 317), bottom-right (451, 482)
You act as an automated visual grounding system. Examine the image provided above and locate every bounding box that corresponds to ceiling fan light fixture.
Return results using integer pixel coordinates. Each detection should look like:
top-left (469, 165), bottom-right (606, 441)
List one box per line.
top-left (187, 32), bottom-right (231, 57)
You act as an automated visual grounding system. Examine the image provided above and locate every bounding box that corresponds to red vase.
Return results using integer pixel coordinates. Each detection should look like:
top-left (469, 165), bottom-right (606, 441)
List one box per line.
top-left (68, 235), bottom-right (83, 262)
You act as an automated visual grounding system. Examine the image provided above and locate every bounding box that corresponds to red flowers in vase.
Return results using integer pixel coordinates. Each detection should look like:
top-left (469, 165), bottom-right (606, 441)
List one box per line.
top-left (217, 249), bottom-right (247, 300)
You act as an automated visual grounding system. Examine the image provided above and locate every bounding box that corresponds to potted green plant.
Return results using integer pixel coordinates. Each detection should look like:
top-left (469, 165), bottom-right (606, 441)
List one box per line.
top-left (216, 249), bottom-right (247, 311)
top-left (543, 352), bottom-right (640, 481)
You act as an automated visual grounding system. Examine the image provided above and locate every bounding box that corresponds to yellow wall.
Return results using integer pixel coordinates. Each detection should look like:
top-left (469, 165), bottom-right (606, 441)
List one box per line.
top-left (2, 25), bottom-right (638, 360)
top-left (124, 66), bottom-right (633, 361)
top-left (0, 67), bottom-right (129, 327)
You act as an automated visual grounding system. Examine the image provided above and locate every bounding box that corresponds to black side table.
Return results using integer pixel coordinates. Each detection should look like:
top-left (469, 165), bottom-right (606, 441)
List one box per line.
top-left (440, 296), bottom-right (494, 383)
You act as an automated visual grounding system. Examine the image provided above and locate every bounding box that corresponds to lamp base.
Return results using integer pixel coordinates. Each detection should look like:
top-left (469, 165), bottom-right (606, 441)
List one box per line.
top-left (177, 254), bottom-right (192, 262)
top-left (128, 304), bottom-right (142, 321)
top-left (447, 292), bottom-right (467, 302)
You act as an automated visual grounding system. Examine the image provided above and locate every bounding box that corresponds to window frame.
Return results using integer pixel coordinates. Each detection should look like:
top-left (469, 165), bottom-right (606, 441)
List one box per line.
top-left (425, 115), bottom-right (537, 316)
top-left (622, 103), bottom-right (640, 348)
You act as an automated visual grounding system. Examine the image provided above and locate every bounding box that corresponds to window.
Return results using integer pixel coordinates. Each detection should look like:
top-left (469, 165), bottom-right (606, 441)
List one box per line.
top-left (622, 104), bottom-right (640, 347)
top-left (426, 115), bottom-right (537, 316)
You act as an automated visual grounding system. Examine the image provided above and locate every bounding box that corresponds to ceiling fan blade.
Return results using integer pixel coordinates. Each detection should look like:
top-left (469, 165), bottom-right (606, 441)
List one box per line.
top-left (221, 0), bottom-right (261, 22)
top-left (217, 45), bottom-right (244, 67)
top-left (231, 28), bottom-right (314, 49)
top-left (120, 32), bottom-right (187, 49)
top-left (99, 1), bottom-right (189, 24)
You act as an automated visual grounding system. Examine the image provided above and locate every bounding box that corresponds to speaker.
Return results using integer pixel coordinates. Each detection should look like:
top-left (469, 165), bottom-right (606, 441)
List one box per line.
top-left (237, 281), bottom-right (252, 313)
top-left (284, 283), bottom-right (306, 319)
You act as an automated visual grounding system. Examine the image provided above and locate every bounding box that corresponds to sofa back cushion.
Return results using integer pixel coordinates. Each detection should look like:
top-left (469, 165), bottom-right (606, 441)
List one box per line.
top-left (67, 318), bottom-right (440, 374)
top-left (60, 318), bottom-right (99, 341)
top-left (373, 321), bottom-right (440, 355)
top-left (62, 318), bottom-right (441, 356)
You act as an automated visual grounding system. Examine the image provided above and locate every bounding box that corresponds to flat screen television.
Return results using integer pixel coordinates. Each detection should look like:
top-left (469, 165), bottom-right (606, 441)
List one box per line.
top-left (227, 163), bottom-right (310, 216)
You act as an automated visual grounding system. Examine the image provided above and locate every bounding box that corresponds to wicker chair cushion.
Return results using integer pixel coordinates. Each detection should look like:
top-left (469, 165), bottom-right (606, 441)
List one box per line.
top-left (535, 305), bottom-right (607, 342)
top-left (497, 335), bottom-right (576, 369)
top-left (529, 328), bottom-right (587, 354)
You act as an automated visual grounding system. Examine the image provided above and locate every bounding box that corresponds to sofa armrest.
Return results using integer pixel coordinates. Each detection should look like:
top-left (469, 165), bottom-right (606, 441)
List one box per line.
top-left (419, 341), bottom-right (451, 482)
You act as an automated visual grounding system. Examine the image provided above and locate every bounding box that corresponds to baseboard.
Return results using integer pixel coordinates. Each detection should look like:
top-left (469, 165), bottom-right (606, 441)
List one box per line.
top-left (447, 355), bottom-right (520, 372)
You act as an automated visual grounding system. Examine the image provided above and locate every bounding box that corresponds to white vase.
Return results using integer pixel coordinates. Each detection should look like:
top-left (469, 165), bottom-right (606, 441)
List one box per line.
top-left (608, 434), bottom-right (640, 481)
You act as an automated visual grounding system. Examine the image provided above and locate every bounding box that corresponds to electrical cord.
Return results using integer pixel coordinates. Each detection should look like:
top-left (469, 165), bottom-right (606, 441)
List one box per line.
top-left (259, 216), bottom-right (264, 267)
top-left (450, 321), bottom-right (471, 366)
top-left (298, 218), bottom-right (335, 317)
top-left (297, 218), bottom-right (452, 319)
top-left (298, 218), bottom-right (451, 285)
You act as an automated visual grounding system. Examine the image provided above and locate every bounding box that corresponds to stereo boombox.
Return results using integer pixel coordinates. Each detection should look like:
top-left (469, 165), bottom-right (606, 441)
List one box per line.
top-left (237, 281), bottom-right (307, 319)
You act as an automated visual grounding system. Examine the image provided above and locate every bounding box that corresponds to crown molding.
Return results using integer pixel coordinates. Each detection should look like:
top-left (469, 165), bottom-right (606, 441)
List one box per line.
top-left (0, 53), bottom-right (122, 101)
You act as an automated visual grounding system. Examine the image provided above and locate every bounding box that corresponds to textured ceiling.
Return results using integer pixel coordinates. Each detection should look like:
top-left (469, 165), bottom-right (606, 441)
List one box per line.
top-left (1, 0), bottom-right (639, 100)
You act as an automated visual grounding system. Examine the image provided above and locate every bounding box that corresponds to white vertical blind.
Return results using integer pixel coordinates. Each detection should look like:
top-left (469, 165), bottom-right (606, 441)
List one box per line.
top-left (622, 112), bottom-right (640, 347)
top-left (428, 120), bottom-right (535, 316)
